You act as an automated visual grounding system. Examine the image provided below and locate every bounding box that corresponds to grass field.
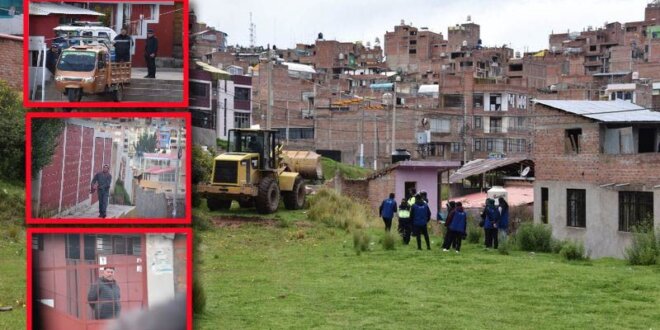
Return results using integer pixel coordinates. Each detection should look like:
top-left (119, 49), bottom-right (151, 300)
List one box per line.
top-left (0, 181), bottom-right (26, 329)
top-left (194, 211), bottom-right (660, 329)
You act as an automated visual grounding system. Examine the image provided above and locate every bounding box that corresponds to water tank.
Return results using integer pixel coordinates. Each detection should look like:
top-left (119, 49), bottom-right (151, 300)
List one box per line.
top-left (487, 186), bottom-right (507, 205)
top-left (391, 149), bottom-right (411, 164)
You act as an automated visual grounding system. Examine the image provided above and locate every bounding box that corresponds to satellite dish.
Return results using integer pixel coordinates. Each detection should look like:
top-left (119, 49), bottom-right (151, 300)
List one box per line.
top-left (520, 166), bottom-right (530, 177)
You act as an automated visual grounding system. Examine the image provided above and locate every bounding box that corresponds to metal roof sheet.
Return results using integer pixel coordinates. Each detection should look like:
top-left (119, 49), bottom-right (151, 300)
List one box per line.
top-left (534, 99), bottom-right (660, 123)
top-left (282, 62), bottom-right (316, 74)
top-left (30, 2), bottom-right (105, 16)
top-left (418, 84), bottom-right (439, 94)
top-left (449, 157), bottom-right (529, 183)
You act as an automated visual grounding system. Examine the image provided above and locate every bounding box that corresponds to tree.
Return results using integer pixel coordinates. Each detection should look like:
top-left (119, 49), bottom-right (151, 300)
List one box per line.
top-left (191, 145), bottom-right (213, 184)
top-left (135, 132), bottom-right (157, 156)
top-left (31, 119), bottom-right (65, 179)
top-left (0, 81), bottom-right (26, 182)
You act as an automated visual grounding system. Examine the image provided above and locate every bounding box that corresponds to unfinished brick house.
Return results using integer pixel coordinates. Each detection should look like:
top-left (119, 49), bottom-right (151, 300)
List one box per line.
top-left (532, 99), bottom-right (660, 258)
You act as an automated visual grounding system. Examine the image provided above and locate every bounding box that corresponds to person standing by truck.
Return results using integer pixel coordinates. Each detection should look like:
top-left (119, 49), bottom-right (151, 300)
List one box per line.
top-left (46, 44), bottom-right (60, 75)
top-left (144, 29), bottom-right (158, 78)
top-left (113, 28), bottom-right (133, 62)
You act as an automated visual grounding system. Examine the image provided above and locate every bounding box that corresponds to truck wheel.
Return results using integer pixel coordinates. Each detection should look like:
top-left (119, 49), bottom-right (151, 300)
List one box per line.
top-left (112, 85), bottom-right (123, 102)
top-left (256, 176), bottom-right (279, 214)
top-left (67, 88), bottom-right (81, 102)
top-left (283, 176), bottom-right (306, 210)
top-left (207, 196), bottom-right (231, 211)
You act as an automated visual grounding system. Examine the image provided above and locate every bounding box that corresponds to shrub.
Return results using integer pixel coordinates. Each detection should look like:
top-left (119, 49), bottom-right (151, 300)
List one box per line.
top-left (382, 231), bottom-right (397, 251)
top-left (353, 230), bottom-right (371, 255)
top-left (560, 240), bottom-right (587, 261)
top-left (192, 277), bottom-right (206, 314)
top-left (192, 212), bottom-right (214, 231)
top-left (467, 227), bottom-right (483, 244)
top-left (0, 81), bottom-right (26, 182)
top-left (308, 188), bottom-right (374, 230)
top-left (498, 236), bottom-right (514, 255)
top-left (625, 227), bottom-right (658, 266)
top-left (516, 223), bottom-right (553, 253)
top-left (551, 239), bottom-right (566, 254)
top-left (191, 145), bottom-right (214, 185)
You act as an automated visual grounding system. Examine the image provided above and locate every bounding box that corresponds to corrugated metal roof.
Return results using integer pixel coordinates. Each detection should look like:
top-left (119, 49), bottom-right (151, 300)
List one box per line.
top-left (418, 84), bottom-right (439, 94)
top-left (282, 62), bottom-right (316, 74)
top-left (592, 71), bottom-right (630, 77)
top-left (370, 83), bottom-right (394, 90)
top-left (30, 2), bottom-right (105, 16)
top-left (534, 99), bottom-right (660, 123)
top-left (449, 157), bottom-right (529, 183)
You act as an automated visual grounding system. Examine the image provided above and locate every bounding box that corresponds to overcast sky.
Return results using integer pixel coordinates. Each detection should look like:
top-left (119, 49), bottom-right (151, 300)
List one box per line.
top-left (193, 0), bottom-right (652, 53)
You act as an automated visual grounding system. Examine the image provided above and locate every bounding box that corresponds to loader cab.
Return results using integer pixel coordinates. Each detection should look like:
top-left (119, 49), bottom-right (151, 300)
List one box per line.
top-left (227, 129), bottom-right (279, 170)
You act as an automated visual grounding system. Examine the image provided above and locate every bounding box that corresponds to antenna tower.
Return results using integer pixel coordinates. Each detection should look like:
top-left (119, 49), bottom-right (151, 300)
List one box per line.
top-left (249, 12), bottom-right (256, 50)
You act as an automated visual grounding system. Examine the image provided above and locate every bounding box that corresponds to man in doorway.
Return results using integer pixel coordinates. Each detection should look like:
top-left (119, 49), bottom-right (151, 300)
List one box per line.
top-left (144, 29), bottom-right (158, 78)
top-left (88, 266), bottom-right (121, 319)
top-left (113, 28), bottom-right (133, 62)
top-left (91, 164), bottom-right (112, 218)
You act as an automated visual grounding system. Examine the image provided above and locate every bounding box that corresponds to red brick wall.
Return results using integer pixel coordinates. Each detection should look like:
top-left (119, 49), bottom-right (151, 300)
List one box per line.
top-left (78, 127), bottom-right (94, 203)
top-left (367, 171), bottom-right (396, 212)
top-left (132, 4), bottom-right (178, 66)
top-left (39, 133), bottom-right (65, 216)
top-left (0, 37), bottom-right (23, 90)
top-left (61, 124), bottom-right (82, 211)
top-left (533, 103), bottom-right (660, 185)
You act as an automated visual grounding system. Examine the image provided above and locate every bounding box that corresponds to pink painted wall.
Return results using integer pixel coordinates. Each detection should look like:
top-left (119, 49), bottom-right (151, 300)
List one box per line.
top-left (395, 168), bottom-right (440, 220)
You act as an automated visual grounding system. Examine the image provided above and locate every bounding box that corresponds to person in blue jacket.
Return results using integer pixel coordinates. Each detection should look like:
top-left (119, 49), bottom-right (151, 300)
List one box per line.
top-left (379, 193), bottom-right (398, 232)
top-left (409, 194), bottom-right (432, 250)
top-left (481, 198), bottom-right (500, 249)
top-left (498, 197), bottom-right (509, 242)
top-left (444, 202), bottom-right (467, 253)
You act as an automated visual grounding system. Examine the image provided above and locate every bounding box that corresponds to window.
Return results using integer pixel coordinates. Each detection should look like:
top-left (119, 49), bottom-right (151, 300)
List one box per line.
top-left (619, 191), bottom-right (653, 232)
top-left (541, 187), bottom-right (549, 224)
top-left (409, 49), bottom-right (417, 54)
top-left (451, 142), bottom-right (462, 153)
top-left (473, 94), bottom-right (483, 108)
top-left (443, 94), bottom-right (463, 108)
top-left (488, 94), bottom-right (502, 111)
top-left (275, 128), bottom-right (315, 140)
top-left (474, 116), bottom-right (482, 129)
top-left (429, 118), bottom-right (450, 133)
top-left (191, 109), bottom-right (216, 130)
top-left (32, 234), bottom-right (44, 251)
top-left (567, 189), bottom-right (586, 227)
top-left (638, 128), bottom-right (658, 153)
top-left (565, 128), bottom-right (582, 153)
top-left (234, 112), bottom-right (251, 129)
top-left (489, 117), bottom-right (502, 133)
top-left (66, 234), bottom-right (80, 259)
top-left (486, 139), bottom-right (493, 151)
top-left (234, 87), bottom-right (250, 101)
top-left (474, 139), bottom-right (482, 151)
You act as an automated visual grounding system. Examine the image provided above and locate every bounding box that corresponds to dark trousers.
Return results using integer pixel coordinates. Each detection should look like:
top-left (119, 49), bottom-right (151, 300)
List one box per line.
top-left (445, 230), bottom-right (464, 251)
top-left (398, 218), bottom-right (411, 244)
top-left (485, 228), bottom-right (499, 249)
top-left (413, 224), bottom-right (430, 250)
top-left (115, 52), bottom-right (130, 62)
top-left (98, 189), bottom-right (109, 218)
top-left (382, 217), bottom-right (392, 232)
top-left (145, 55), bottom-right (156, 77)
top-left (442, 228), bottom-right (459, 250)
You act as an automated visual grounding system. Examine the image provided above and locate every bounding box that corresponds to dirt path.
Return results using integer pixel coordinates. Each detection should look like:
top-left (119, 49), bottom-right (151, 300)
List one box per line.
top-left (211, 215), bottom-right (277, 228)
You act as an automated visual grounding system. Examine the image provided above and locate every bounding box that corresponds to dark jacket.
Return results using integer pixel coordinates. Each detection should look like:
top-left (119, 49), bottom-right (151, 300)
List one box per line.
top-left (398, 201), bottom-right (410, 219)
top-left (444, 208), bottom-right (456, 227)
top-left (499, 205), bottom-right (509, 230)
top-left (145, 35), bottom-right (158, 56)
top-left (483, 205), bottom-right (500, 229)
top-left (88, 278), bottom-right (121, 319)
top-left (449, 207), bottom-right (467, 234)
top-left (113, 34), bottom-right (133, 56)
top-left (410, 200), bottom-right (431, 226)
top-left (92, 172), bottom-right (112, 192)
top-left (46, 49), bottom-right (60, 74)
top-left (379, 198), bottom-right (398, 219)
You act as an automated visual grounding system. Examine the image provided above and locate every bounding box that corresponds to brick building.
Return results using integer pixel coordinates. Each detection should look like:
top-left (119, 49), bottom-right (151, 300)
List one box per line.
top-left (0, 33), bottom-right (23, 90)
top-left (189, 11), bottom-right (226, 60)
top-left (532, 100), bottom-right (660, 258)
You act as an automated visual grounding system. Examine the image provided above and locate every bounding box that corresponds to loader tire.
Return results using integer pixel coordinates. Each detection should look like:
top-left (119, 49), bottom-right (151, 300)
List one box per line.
top-left (283, 176), bottom-right (305, 210)
top-left (256, 176), bottom-right (279, 214)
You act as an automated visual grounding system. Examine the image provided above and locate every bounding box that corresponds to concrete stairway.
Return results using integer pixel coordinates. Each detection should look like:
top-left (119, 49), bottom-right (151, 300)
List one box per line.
top-left (124, 78), bottom-right (184, 102)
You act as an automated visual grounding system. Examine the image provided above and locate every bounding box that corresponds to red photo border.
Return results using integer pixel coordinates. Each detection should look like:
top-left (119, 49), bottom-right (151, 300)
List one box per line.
top-left (22, 0), bottom-right (190, 108)
top-left (26, 227), bottom-right (194, 330)
top-left (25, 112), bottom-right (193, 224)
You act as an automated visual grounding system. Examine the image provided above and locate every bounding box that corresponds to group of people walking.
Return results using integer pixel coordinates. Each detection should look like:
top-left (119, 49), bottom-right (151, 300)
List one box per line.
top-left (380, 192), bottom-right (510, 252)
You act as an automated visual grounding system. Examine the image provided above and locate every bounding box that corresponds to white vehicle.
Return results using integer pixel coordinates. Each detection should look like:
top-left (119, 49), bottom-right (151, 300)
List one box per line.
top-left (53, 22), bottom-right (117, 42)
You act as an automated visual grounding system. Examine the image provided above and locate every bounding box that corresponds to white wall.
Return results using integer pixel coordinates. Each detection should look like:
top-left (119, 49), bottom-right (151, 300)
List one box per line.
top-left (146, 234), bottom-right (176, 306)
top-left (534, 181), bottom-right (660, 258)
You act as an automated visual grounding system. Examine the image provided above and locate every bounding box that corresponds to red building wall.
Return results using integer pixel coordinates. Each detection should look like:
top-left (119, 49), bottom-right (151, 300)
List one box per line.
top-left (39, 133), bottom-right (65, 216)
top-left (78, 127), bottom-right (94, 204)
top-left (131, 4), bottom-right (177, 67)
top-left (62, 124), bottom-right (82, 211)
top-left (0, 36), bottom-right (23, 90)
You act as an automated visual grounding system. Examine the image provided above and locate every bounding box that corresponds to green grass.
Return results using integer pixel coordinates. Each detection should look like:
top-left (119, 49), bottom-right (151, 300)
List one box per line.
top-left (321, 157), bottom-right (373, 180)
top-left (194, 219), bottom-right (660, 329)
top-left (0, 180), bottom-right (26, 329)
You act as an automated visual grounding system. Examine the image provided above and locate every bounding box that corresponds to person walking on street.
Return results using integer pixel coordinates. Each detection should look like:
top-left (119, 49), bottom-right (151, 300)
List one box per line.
top-left (482, 198), bottom-right (500, 249)
top-left (444, 202), bottom-right (467, 253)
top-left (113, 28), bottom-right (133, 62)
top-left (397, 198), bottom-right (412, 244)
top-left (88, 266), bottom-right (121, 319)
top-left (410, 194), bottom-right (432, 250)
top-left (91, 164), bottom-right (112, 218)
top-left (379, 193), bottom-right (398, 232)
top-left (498, 197), bottom-right (510, 243)
top-left (144, 29), bottom-right (158, 78)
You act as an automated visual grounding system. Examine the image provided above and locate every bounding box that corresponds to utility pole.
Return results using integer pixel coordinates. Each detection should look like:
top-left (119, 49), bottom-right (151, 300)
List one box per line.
top-left (267, 45), bottom-right (273, 129)
top-left (391, 82), bottom-right (396, 157)
top-left (172, 126), bottom-right (182, 218)
top-left (286, 100), bottom-right (290, 143)
top-left (359, 100), bottom-right (365, 167)
top-left (373, 114), bottom-right (378, 170)
top-left (462, 73), bottom-right (468, 164)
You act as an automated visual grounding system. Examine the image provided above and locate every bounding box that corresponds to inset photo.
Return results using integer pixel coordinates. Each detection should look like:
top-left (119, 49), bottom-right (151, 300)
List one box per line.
top-left (25, 0), bottom-right (189, 107)
top-left (27, 113), bottom-right (191, 223)
top-left (28, 228), bottom-right (192, 330)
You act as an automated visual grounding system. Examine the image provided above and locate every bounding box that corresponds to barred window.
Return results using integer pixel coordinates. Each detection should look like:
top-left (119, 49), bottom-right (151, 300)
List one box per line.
top-left (567, 189), bottom-right (586, 227)
top-left (619, 192), bottom-right (653, 232)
